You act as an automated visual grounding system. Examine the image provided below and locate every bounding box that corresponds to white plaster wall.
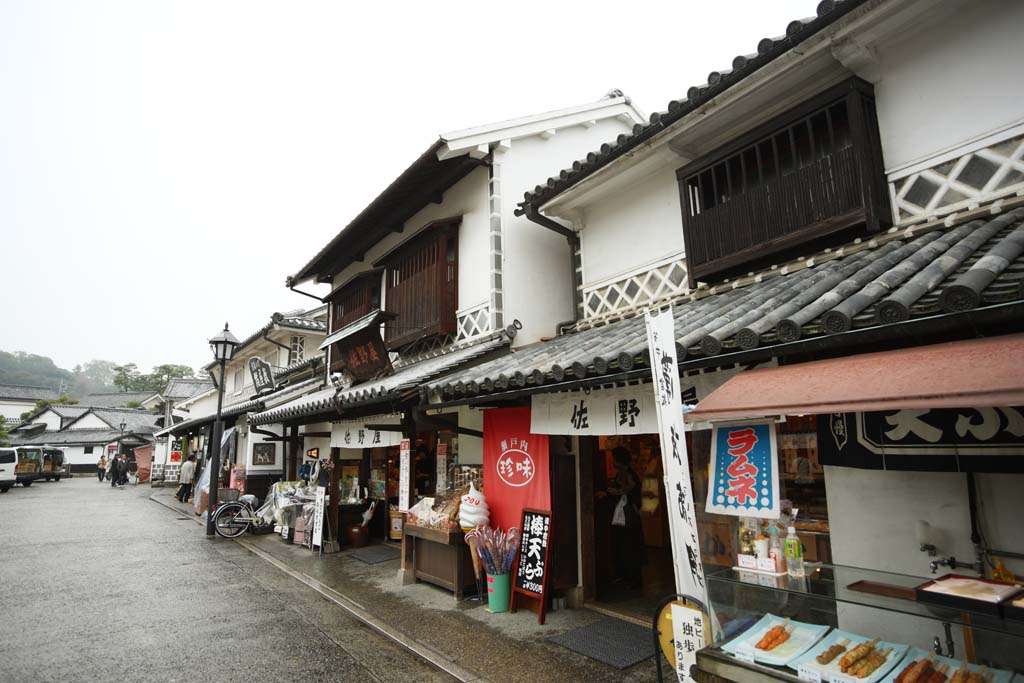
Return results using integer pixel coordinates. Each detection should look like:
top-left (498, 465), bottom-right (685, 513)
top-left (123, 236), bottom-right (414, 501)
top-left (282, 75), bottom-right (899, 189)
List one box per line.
top-left (501, 118), bottom-right (639, 345)
top-left (330, 166), bottom-right (491, 306)
top-left (63, 445), bottom-right (100, 467)
top-left (0, 399), bottom-right (36, 422)
top-left (25, 411), bottom-right (62, 432)
top-left (69, 413), bottom-right (114, 430)
top-left (183, 392), bottom-right (219, 420)
top-left (873, 0), bottom-right (1024, 171)
top-left (577, 164), bottom-right (685, 286)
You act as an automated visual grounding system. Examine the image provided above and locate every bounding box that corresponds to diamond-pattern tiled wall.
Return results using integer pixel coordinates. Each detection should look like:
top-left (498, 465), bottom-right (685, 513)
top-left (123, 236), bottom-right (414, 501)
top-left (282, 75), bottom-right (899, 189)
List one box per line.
top-left (457, 303), bottom-right (491, 341)
top-left (582, 257), bottom-right (689, 319)
top-left (890, 132), bottom-right (1024, 224)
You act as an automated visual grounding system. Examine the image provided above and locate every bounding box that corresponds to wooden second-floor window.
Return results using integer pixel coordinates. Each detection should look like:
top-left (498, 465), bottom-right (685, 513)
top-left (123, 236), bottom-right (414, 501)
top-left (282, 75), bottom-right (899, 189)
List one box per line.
top-left (378, 218), bottom-right (460, 349)
top-left (677, 78), bottom-right (889, 285)
top-left (328, 273), bottom-right (381, 333)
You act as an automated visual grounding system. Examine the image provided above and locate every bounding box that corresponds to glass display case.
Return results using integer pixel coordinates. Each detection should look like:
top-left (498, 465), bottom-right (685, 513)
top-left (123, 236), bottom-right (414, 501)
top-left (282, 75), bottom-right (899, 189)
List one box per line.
top-left (699, 564), bottom-right (1024, 683)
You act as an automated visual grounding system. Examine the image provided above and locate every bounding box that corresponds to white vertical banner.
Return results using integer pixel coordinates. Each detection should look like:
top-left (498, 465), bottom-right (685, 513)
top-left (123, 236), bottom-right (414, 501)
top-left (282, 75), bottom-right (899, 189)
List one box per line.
top-left (398, 438), bottom-right (411, 513)
top-left (644, 307), bottom-right (707, 605)
top-left (312, 486), bottom-right (326, 547)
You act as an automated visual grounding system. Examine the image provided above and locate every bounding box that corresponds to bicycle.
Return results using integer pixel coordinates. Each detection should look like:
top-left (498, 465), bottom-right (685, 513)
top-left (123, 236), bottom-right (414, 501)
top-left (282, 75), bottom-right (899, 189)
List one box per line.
top-left (212, 494), bottom-right (267, 538)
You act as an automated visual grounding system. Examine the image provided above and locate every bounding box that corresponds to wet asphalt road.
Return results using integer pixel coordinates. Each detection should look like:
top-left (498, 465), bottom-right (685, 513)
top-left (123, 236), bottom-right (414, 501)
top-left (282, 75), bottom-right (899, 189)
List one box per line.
top-left (0, 477), bottom-right (453, 683)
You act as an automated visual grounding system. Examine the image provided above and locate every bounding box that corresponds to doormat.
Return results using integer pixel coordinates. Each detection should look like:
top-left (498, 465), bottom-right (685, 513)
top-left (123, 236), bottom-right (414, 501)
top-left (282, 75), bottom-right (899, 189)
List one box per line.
top-left (548, 617), bottom-right (655, 670)
top-left (349, 544), bottom-right (401, 564)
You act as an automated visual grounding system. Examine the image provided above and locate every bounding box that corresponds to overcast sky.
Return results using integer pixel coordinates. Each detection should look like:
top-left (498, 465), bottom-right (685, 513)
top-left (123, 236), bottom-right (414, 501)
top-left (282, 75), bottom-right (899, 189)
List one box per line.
top-left (1, 0), bottom-right (817, 374)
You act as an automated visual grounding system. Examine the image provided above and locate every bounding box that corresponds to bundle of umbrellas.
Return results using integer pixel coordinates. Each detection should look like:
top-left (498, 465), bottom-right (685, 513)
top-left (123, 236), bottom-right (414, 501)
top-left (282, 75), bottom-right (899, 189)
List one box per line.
top-left (465, 526), bottom-right (519, 576)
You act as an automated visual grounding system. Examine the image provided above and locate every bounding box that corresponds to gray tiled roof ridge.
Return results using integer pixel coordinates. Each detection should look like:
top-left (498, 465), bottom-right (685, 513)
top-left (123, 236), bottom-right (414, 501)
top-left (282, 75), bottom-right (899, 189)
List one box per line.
top-left (430, 205), bottom-right (1024, 400)
top-left (517, 0), bottom-right (869, 214)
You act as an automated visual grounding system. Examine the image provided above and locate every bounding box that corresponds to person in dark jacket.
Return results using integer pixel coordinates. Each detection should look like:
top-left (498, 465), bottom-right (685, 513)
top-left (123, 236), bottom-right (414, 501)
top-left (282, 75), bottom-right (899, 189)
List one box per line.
top-left (109, 455), bottom-right (123, 488)
top-left (607, 446), bottom-right (645, 588)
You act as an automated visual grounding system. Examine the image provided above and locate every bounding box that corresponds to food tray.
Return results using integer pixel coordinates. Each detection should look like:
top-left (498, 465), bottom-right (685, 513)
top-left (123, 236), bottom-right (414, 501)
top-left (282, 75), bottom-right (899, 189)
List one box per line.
top-left (720, 613), bottom-right (830, 666)
top-left (788, 630), bottom-right (909, 683)
top-left (915, 574), bottom-right (1023, 616)
top-left (846, 580), bottom-right (917, 601)
top-left (879, 647), bottom-right (1015, 683)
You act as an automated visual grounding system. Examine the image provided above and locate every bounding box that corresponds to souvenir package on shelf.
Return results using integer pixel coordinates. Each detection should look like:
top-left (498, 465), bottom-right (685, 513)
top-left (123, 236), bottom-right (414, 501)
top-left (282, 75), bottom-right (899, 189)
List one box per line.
top-left (407, 485), bottom-right (470, 530)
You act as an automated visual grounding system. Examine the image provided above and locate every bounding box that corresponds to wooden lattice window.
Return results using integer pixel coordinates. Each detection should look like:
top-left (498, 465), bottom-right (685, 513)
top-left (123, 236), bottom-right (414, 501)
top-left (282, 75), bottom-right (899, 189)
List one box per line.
top-left (327, 272), bottom-right (382, 333)
top-left (677, 78), bottom-right (889, 286)
top-left (377, 218), bottom-right (460, 349)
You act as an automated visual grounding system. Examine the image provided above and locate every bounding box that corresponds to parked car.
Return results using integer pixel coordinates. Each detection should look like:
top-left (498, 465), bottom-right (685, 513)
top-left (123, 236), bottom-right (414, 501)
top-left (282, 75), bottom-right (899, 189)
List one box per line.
top-left (13, 446), bottom-right (44, 486)
top-left (40, 447), bottom-right (66, 481)
top-left (0, 448), bottom-right (15, 492)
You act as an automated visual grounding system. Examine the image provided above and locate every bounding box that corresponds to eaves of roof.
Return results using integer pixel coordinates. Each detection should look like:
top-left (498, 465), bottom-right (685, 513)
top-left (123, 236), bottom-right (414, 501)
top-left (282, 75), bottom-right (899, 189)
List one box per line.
top-left (516, 0), bottom-right (871, 215)
top-left (428, 204), bottom-right (1024, 403)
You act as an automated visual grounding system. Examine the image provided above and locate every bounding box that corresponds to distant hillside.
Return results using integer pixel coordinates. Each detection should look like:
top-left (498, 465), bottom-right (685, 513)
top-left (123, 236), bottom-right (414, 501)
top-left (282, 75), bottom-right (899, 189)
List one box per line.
top-left (0, 351), bottom-right (72, 393)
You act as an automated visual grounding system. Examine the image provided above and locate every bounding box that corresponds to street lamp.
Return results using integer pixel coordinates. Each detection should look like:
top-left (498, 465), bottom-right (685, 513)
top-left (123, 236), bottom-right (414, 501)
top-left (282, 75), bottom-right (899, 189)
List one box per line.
top-left (206, 322), bottom-right (240, 536)
top-left (117, 420), bottom-right (127, 455)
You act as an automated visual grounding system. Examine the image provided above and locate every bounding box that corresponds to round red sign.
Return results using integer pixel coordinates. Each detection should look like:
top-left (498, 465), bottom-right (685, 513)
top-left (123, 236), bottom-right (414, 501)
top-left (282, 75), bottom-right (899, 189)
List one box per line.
top-left (495, 449), bottom-right (535, 487)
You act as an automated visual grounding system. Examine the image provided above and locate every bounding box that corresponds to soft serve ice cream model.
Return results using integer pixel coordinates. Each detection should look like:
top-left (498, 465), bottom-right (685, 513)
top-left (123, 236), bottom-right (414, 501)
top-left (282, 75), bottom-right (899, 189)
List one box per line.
top-left (459, 482), bottom-right (489, 531)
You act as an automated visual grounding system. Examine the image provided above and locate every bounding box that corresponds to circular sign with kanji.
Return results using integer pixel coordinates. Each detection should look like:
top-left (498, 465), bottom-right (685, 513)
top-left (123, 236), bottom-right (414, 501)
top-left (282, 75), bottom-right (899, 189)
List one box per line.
top-left (496, 448), bottom-right (535, 487)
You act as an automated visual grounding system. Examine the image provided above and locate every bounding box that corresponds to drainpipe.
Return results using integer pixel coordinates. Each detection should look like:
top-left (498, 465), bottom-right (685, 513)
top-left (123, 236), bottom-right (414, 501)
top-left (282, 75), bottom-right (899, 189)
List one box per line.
top-left (523, 204), bottom-right (582, 327)
top-left (285, 276), bottom-right (325, 304)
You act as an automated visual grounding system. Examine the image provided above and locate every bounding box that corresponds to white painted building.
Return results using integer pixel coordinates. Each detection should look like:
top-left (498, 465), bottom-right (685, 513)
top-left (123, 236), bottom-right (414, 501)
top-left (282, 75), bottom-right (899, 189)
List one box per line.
top-left (0, 383), bottom-right (60, 427)
top-left (427, 0), bottom-right (1024, 655)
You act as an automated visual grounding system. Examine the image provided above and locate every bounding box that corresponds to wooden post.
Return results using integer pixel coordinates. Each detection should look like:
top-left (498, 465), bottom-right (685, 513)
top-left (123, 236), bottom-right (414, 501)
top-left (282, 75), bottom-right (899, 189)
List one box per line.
top-left (326, 446), bottom-right (341, 553)
top-left (287, 425), bottom-right (299, 481)
top-left (578, 436), bottom-right (596, 603)
top-left (398, 411), bottom-right (416, 585)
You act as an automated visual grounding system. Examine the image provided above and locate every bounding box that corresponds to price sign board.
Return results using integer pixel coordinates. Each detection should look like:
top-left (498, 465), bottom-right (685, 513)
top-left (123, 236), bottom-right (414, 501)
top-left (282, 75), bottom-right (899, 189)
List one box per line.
top-left (511, 508), bottom-right (551, 624)
top-left (735, 643), bottom-right (756, 663)
top-left (798, 664), bottom-right (823, 683)
top-left (435, 443), bottom-right (448, 496)
top-left (671, 603), bottom-right (706, 683)
top-left (398, 439), bottom-right (411, 512)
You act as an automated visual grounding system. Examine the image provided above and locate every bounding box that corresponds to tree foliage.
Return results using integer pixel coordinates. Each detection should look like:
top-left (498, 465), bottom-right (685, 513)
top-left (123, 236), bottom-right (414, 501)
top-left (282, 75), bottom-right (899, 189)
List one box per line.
top-left (113, 363), bottom-right (195, 392)
top-left (0, 350), bottom-right (72, 390)
top-left (0, 422), bottom-right (9, 447)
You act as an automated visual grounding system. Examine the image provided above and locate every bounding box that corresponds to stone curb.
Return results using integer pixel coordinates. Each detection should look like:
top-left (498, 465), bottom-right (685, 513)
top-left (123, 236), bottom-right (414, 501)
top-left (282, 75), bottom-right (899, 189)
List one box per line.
top-left (148, 492), bottom-right (489, 683)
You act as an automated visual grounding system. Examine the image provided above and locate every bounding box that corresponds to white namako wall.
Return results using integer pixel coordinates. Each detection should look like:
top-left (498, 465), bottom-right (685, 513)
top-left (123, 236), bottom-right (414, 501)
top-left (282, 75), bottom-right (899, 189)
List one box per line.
top-left (500, 118), bottom-right (639, 345)
top-left (872, 0), bottom-right (1024, 173)
top-left (575, 164), bottom-right (684, 287)
top-left (330, 166), bottom-right (491, 307)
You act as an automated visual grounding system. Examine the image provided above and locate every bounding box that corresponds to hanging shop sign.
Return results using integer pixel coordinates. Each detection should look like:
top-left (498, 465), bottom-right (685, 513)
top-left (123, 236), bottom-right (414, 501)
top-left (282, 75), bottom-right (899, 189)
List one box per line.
top-left (398, 438), bottom-right (412, 513)
top-left (511, 508), bottom-right (552, 625)
top-left (530, 385), bottom-right (658, 435)
top-left (330, 415), bottom-right (403, 450)
top-left (705, 419), bottom-right (780, 519)
top-left (819, 407), bottom-right (1024, 472)
top-left (645, 307), bottom-right (707, 605)
top-left (435, 443), bottom-right (448, 496)
top-left (337, 323), bottom-right (391, 382)
top-left (169, 439), bottom-right (182, 464)
top-left (248, 357), bottom-right (276, 394)
top-left (483, 407), bottom-right (551, 533)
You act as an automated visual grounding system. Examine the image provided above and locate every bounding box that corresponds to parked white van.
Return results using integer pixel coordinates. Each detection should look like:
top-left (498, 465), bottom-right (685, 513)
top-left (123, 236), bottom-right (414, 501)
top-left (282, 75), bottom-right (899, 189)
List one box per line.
top-left (0, 448), bottom-right (15, 492)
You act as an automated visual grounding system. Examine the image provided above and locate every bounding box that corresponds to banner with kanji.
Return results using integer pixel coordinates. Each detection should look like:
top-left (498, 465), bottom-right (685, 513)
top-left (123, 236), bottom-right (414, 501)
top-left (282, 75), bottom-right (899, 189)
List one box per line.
top-left (644, 307), bottom-right (707, 606)
top-left (705, 419), bottom-right (780, 518)
top-left (483, 407), bottom-right (550, 534)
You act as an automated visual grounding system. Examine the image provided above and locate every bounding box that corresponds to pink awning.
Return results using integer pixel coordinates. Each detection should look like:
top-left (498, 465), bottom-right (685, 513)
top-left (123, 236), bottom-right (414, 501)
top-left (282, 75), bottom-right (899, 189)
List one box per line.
top-left (688, 334), bottom-right (1024, 423)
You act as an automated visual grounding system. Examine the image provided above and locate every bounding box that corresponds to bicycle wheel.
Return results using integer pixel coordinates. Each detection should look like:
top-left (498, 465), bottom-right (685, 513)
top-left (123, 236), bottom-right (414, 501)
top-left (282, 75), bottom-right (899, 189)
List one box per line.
top-left (213, 502), bottom-right (251, 538)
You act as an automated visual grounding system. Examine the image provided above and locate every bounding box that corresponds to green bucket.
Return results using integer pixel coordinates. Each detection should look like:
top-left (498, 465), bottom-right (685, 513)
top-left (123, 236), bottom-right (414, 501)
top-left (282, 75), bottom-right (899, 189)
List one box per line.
top-left (486, 573), bottom-right (510, 613)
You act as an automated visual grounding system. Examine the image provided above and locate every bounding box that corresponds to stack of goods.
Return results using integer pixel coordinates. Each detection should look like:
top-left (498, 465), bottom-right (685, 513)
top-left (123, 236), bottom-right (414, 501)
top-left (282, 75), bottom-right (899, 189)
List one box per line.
top-left (407, 489), bottom-right (463, 530)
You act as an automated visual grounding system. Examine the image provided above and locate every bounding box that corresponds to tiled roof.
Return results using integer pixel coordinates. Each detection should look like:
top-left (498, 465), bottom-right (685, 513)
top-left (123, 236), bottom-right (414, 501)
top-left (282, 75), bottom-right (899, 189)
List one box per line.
top-left (251, 334), bottom-right (510, 425)
top-left (0, 383), bottom-right (60, 401)
top-left (517, 0), bottom-right (869, 214)
top-left (80, 391), bottom-right (160, 408)
top-left (10, 428), bottom-right (151, 447)
top-left (64, 407), bottom-right (160, 434)
top-left (164, 378), bottom-right (215, 400)
top-left (429, 206), bottom-right (1024, 401)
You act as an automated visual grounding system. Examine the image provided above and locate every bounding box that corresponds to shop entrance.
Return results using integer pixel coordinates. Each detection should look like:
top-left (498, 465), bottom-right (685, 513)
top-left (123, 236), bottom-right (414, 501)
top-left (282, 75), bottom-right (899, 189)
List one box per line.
top-left (590, 434), bottom-right (676, 619)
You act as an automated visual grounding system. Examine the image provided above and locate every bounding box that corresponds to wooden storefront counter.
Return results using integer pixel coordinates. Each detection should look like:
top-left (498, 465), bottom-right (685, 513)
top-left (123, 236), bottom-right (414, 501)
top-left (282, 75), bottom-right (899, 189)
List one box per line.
top-left (403, 524), bottom-right (477, 600)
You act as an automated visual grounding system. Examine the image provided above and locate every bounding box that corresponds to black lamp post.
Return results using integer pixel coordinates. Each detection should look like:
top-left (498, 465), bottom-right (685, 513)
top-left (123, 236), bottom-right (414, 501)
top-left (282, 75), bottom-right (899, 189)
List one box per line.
top-left (206, 322), bottom-right (240, 537)
top-left (117, 421), bottom-right (127, 455)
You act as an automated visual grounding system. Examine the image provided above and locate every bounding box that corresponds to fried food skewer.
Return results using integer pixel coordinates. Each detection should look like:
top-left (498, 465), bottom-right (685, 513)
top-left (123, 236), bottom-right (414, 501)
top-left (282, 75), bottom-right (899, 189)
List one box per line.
top-left (841, 639), bottom-right (881, 672)
top-left (818, 639), bottom-right (852, 665)
top-left (851, 647), bottom-right (892, 678)
top-left (904, 654), bottom-right (937, 683)
top-left (755, 618), bottom-right (791, 650)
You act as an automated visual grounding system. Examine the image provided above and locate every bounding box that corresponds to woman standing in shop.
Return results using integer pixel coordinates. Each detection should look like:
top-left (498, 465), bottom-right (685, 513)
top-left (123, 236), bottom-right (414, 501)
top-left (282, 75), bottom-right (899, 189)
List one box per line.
top-left (607, 446), bottom-right (645, 589)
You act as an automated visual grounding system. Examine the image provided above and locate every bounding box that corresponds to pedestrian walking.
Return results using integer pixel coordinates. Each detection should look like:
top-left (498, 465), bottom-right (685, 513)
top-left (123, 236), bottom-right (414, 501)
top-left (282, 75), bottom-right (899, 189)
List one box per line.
top-left (109, 454), bottom-right (122, 488)
top-left (176, 455), bottom-right (196, 503)
top-left (97, 455), bottom-right (107, 482)
top-left (118, 454), bottom-right (130, 487)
